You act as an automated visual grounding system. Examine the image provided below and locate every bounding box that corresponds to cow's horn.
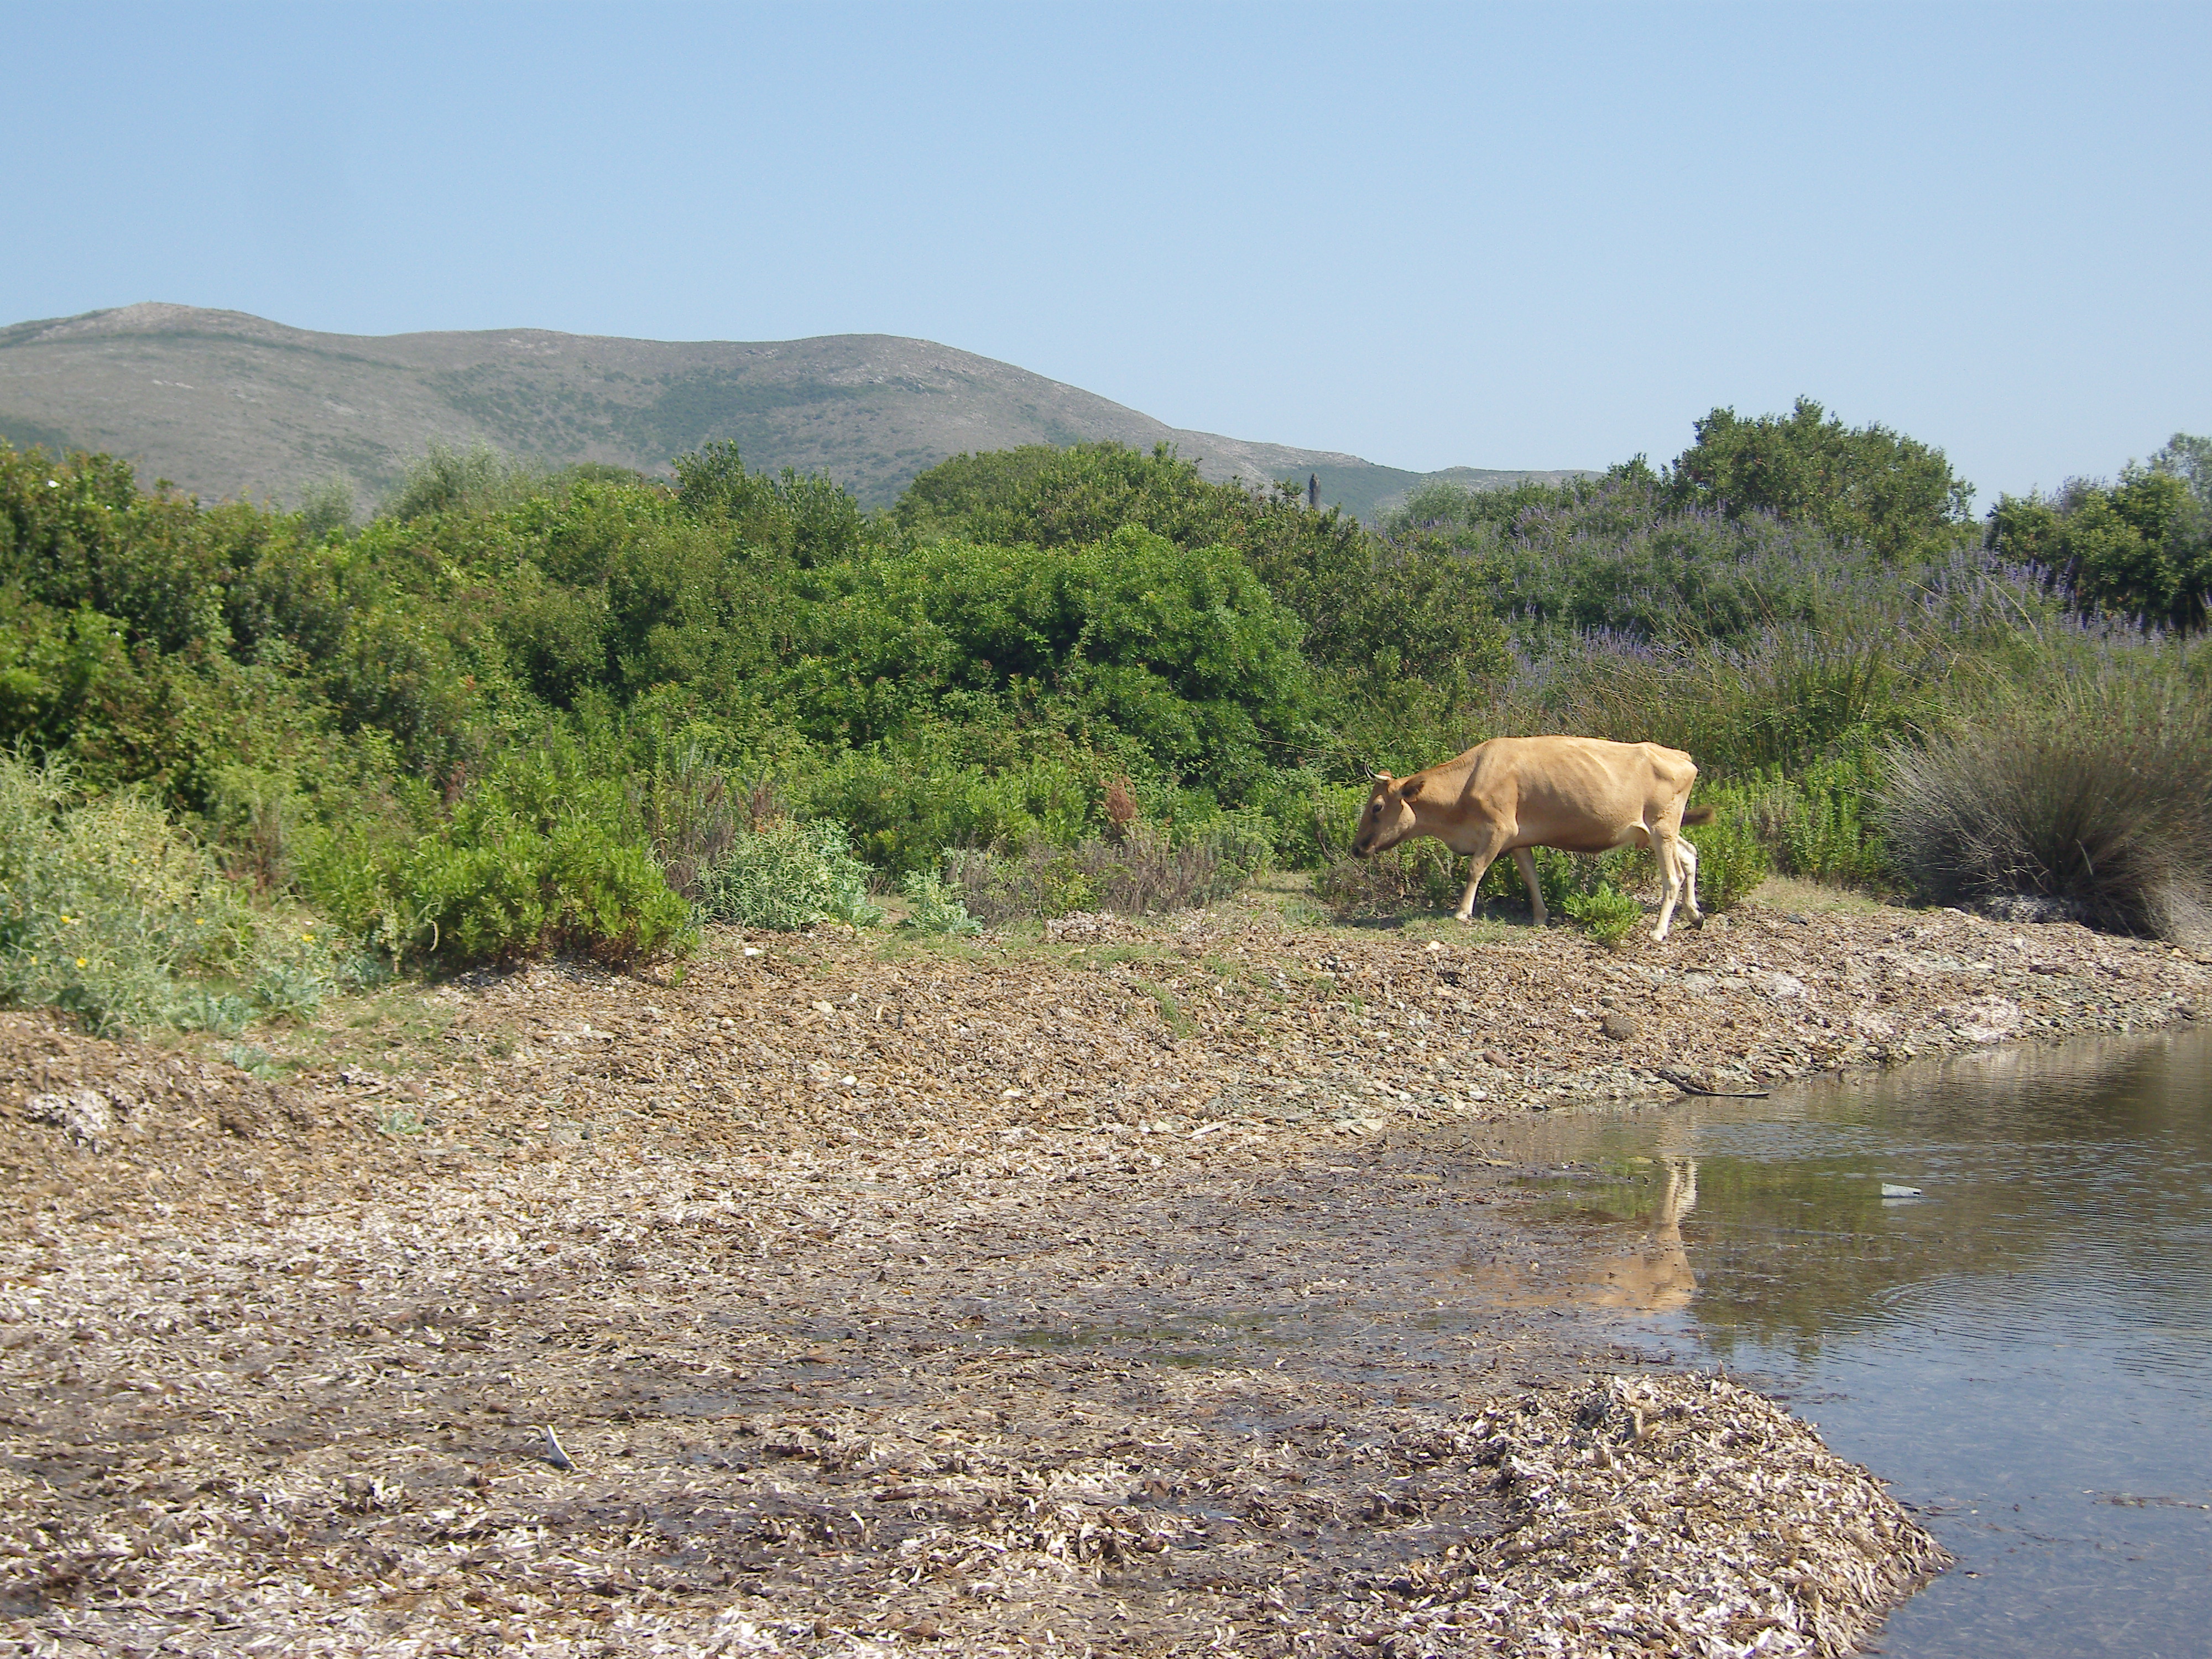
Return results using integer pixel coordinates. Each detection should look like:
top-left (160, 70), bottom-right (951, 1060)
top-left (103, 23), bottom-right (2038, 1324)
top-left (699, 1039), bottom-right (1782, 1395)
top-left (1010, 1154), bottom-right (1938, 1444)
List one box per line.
top-left (1373, 771), bottom-right (1393, 782)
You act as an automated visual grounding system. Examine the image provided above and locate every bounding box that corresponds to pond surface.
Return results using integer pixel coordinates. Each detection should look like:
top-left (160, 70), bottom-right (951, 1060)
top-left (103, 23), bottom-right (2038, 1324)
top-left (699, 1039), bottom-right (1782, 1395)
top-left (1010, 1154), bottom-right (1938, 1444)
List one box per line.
top-left (1491, 1026), bottom-right (2212, 1658)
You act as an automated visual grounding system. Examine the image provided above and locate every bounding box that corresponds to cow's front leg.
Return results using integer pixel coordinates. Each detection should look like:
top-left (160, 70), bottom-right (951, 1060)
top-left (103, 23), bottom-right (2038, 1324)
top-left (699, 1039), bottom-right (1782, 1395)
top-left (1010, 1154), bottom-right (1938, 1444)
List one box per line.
top-left (1453, 830), bottom-right (1514, 922)
top-left (1453, 851), bottom-right (1495, 922)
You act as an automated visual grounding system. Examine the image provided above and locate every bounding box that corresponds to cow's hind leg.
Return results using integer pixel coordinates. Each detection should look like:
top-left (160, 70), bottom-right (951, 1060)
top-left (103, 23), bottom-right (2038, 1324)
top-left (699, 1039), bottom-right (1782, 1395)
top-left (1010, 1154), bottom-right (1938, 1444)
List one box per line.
top-left (1677, 836), bottom-right (1703, 925)
top-left (1651, 828), bottom-right (1703, 940)
top-left (1512, 847), bottom-right (1547, 927)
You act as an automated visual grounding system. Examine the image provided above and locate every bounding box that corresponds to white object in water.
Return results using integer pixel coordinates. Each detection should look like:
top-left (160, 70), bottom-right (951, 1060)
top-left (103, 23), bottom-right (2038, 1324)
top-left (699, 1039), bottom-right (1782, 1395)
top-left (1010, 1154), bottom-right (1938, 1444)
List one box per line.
top-left (1880, 1182), bottom-right (1924, 1198)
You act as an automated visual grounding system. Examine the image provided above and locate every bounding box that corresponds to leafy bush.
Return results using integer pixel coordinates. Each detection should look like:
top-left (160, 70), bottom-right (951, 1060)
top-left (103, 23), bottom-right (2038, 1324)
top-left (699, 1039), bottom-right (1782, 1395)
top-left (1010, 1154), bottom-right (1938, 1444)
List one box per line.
top-left (1987, 438), bottom-right (2211, 630)
top-left (1684, 811), bottom-right (1773, 913)
top-left (384, 441), bottom-right (554, 520)
top-left (697, 818), bottom-right (883, 931)
top-left (1483, 845), bottom-right (1647, 918)
top-left (1733, 748), bottom-right (1893, 888)
top-left (385, 747), bottom-right (693, 966)
top-left (0, 751), bottom-right (345, 1033)
top-left (1563, 883), bottom-right (1642, 946)
top-left (897, 441), bottom-right (1507, 702)
top-left (797, 527), bottom-right (1316, 791)
top-left (1664, 397), bottom-right (1976, 560)
top-left (899, 870), bottom-right (980, 935)
top-left (1877, 677), bottom-right (2212, 942)
top-left (800, 740), bottom-right (1099, 876)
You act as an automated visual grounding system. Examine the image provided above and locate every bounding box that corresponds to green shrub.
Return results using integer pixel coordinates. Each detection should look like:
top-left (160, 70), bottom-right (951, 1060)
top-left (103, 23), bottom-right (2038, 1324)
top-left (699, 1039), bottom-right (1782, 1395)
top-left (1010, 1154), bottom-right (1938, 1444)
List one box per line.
top-left (1563, 883), bottom-right (1642, 946)
top-left (1684, 810), bottom-right (1772, 912)
top-left (899, 870), bottom-right (981, 935)
top-left (176, 988), bottom-right (254, 1037)
top-left (1735, 747), bottom-right (1893, 887)
top-left (384, 441), bottom-right (552, 520)
top-left (1877, 676), bottom-right (2212, 941)
top-left (389, 747), bottom-right (693, 966)
top-left (697, 818), bottom-right (883, 931)
top-left (794, 527), bottom-right (1316, 791)
top-left (800, 743), bottom-right (1098, 875)
top-left (0, 751), bottom-right (345, 1033)
top-left (1480, 845), bottom-right (1648, 917)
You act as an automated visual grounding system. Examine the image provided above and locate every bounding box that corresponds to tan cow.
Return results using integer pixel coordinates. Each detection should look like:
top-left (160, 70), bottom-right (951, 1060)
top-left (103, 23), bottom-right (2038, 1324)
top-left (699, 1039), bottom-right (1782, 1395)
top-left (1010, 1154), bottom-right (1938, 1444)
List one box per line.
top-left (1350, 735), bottom-right (1714, 940)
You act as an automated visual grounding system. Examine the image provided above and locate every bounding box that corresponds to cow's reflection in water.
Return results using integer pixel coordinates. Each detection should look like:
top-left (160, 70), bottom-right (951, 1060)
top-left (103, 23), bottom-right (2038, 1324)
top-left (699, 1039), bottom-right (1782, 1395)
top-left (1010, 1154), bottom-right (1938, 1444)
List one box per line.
top-left (1588, 1157), bottom-right (1700, 1314)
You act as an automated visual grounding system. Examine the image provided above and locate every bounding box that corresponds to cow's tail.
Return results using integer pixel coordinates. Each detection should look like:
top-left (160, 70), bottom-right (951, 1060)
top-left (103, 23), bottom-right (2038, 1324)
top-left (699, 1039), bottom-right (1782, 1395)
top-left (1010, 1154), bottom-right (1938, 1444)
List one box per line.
top-left (1681, 805), bottom-right (1716, 827)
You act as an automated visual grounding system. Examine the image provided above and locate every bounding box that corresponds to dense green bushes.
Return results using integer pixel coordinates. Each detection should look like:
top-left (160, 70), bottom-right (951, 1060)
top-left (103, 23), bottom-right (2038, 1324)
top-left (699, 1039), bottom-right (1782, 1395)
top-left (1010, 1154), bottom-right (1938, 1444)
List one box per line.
top-left (1663, 397), bottom-right (1976, 560)
top-left (7, 400), bottom-right (2209, 1031)
top-left (1987, 435), bottom-right (2212, 629)
top-left (389, 746), bottom-right (695, 966)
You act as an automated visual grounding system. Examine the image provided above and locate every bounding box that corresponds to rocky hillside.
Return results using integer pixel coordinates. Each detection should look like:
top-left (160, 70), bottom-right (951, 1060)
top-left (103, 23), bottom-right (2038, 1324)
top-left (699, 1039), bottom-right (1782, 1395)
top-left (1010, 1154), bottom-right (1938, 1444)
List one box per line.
top-left (0, 302), bottom-right (1582, 516)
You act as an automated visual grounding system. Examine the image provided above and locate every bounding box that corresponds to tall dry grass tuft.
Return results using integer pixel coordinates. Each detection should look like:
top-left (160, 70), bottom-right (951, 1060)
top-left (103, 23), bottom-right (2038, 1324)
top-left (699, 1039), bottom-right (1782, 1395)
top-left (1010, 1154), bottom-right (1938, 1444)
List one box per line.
top-left (1877, 677), bottom-right (2212, 943)
top-left (635, 750), bottom-right (789, 904)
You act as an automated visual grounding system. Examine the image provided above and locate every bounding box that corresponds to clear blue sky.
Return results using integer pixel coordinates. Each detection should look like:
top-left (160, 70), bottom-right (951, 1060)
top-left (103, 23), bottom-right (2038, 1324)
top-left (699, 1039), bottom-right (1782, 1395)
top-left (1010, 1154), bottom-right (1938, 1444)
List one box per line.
top-left (7, 1), bottom-right (2207, 502)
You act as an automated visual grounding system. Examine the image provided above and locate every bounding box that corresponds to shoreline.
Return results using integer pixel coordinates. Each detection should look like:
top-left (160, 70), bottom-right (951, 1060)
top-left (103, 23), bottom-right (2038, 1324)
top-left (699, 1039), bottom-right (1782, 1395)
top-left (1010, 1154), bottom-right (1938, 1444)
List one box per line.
top-left (3, 887), bottom-right (2198, 1655)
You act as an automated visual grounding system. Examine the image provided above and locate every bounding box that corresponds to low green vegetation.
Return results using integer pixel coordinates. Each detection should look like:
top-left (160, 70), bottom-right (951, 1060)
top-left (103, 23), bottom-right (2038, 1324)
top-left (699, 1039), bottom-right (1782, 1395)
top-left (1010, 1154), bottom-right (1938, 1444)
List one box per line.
top-left (0, 752), bottom-right (363, 1035)
top-left (4, 406), bottom-right (2209, 1034)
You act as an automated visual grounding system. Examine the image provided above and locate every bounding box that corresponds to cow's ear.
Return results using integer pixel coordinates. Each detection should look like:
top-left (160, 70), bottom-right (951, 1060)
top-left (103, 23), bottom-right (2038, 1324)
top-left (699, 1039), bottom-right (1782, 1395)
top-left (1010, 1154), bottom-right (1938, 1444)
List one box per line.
top-left (1401, 776), bottom-right (1424, 800)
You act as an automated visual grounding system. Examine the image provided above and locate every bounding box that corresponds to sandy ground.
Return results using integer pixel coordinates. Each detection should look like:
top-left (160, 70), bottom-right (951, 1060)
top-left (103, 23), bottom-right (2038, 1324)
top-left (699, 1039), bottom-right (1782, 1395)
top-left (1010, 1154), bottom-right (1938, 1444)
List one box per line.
top-left (4, 880), bottom-right (2201, 1657)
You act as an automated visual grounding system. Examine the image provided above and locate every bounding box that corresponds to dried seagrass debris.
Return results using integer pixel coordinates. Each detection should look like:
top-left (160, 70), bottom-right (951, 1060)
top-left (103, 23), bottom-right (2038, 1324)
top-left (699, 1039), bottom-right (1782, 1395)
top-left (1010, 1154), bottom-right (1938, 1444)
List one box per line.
top-left (1402, 1374), bottom-right (1952, 1657)
top-left (3, 883), bottom-right (2177, 1658)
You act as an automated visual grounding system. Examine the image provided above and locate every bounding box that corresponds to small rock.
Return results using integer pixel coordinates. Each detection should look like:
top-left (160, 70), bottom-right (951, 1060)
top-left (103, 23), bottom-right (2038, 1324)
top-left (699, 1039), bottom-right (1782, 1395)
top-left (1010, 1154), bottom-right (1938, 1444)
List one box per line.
top-left (1978, 893), bottom-right (2091, 926)
top-left (25, 1088), bottom-right (117, 1150)
top-left (1942, 996), bottom-right (2023, 1044)
top-left (1756, 972), bottom-right (1808, 1001)
top-left (1599, 1013), bottom-right (1639, 1041)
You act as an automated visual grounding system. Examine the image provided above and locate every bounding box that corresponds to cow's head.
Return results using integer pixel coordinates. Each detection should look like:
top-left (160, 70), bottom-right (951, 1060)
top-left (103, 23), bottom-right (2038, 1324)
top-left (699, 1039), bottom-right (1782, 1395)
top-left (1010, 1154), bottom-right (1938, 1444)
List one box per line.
top-left (1349, 771), bottom-right (1422, 858)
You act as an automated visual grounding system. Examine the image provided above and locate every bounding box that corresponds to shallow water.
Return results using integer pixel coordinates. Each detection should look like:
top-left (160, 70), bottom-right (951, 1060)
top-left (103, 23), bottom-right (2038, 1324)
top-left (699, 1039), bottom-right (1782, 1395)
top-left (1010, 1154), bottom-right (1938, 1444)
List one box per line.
top-left (1488, 1026), bottom-right (2212, 1658)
